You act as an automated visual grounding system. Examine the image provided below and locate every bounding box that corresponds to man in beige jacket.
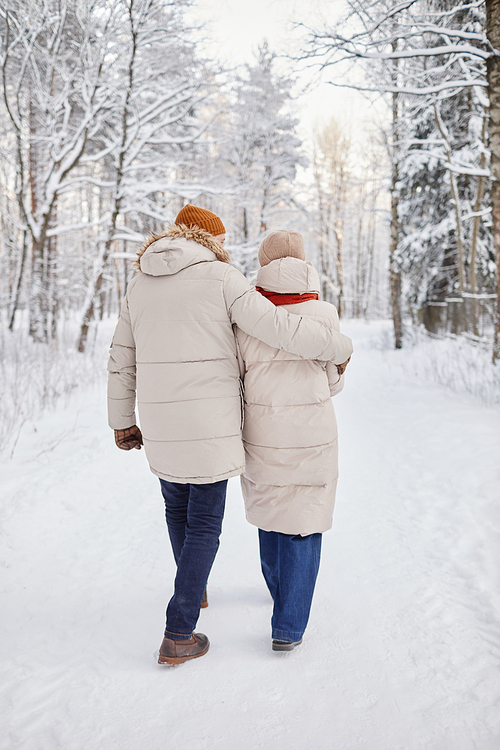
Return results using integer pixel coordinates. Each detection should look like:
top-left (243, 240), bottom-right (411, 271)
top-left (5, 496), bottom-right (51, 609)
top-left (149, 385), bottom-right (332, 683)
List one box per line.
top-left (107, 205), bottom-right (353, 665)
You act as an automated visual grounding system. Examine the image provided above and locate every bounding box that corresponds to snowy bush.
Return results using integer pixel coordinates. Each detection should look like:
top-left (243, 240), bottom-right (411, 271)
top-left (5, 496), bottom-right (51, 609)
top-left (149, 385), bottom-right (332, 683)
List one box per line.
top-left (0, 320), bottom-right (111, 456)
top-left (378, 325), bottom-right (500, 407)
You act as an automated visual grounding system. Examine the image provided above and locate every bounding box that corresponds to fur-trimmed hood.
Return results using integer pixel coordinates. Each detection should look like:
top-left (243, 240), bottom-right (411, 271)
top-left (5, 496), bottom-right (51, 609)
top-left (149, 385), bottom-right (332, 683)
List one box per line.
top-left (136, 224), bottom-right (231, 276)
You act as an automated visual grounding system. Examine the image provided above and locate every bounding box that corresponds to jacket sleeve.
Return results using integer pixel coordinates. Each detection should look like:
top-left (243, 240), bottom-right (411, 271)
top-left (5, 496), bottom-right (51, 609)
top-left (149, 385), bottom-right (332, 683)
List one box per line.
top-left (327, 365), bottom-right (345, 397)
top-left (321, 303), bottom-right (346, 397)
top-left (107, 291), bottom-right (137, 429)
top-left (223, 265), bottom-right (353, 364)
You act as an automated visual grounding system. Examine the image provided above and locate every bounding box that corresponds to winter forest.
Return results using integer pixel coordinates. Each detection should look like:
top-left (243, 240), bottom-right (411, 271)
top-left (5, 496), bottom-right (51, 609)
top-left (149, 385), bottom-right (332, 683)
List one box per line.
top-left (1, 2), bottom-right (500, 749)
top-left (1, 0), bottom-right (500, 448)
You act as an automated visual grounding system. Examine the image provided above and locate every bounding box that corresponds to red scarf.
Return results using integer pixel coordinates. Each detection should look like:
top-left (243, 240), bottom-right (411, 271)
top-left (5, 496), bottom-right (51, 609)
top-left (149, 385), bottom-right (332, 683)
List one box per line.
top-left (256, 286), bottom-right (319, 306)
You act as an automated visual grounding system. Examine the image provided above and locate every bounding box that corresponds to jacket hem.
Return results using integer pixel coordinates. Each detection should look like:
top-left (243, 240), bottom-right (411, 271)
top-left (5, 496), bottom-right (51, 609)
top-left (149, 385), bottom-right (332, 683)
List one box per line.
top-left (241, 476), bottom-right (338, 488)
top-left (149, 464), bottom-right (244, 485)
top-left (245, 510), bottom-right (332, 536)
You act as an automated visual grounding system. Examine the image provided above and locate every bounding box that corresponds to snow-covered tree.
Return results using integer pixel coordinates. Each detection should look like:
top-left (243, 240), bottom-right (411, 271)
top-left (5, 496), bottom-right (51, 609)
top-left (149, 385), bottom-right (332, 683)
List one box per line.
top-left (393, 3), bottom-right (493, 336)
top-left (76, 0), bottom-right (213, 351)
top-left (312, 118), bottom-right (352, 315)
top-left (309, 117), bottom-right (388, 319)
top-left (0, 0), bottom-right (117, 341)
top-left (297, 0), bottom-right (496, 351)
top-left (0, 0), bottom-right (219, 350)
top-left (486, 0), bottom-right (500, 359)
top-left (219, 41), bottom-right (307, 275)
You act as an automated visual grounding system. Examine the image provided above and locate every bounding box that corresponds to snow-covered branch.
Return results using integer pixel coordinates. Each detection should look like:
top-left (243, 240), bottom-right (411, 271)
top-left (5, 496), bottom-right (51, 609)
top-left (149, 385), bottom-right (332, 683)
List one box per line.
top-left (327, 78), bottom-right (487, 95)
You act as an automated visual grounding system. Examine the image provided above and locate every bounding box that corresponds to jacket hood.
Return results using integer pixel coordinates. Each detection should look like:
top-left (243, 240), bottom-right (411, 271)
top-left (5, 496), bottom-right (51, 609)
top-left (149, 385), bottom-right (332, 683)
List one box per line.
top-left (256, 257), bottom-right (320, 294)
top-left (136, 224), bottom-right (231, 277)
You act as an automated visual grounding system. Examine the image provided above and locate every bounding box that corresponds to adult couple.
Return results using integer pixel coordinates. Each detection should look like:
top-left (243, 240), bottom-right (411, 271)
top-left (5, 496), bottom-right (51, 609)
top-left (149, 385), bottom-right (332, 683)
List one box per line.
top-left (107, 205), bottom-right (352, 665)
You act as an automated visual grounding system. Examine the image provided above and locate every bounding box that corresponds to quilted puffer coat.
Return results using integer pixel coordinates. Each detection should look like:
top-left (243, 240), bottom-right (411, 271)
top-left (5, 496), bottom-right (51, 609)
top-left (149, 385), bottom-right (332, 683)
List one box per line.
top-left (107, 226), bottom-right (353, 484)
top-left (236, 257), bottom-right (345, 535)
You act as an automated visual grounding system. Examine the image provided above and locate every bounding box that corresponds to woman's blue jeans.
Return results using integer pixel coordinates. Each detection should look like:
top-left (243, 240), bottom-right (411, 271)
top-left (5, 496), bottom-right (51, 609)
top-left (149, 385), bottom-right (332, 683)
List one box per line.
top-left (159, 478), bottom-right (227, 640)
top-left (258, 529), bottom-right (322, 643)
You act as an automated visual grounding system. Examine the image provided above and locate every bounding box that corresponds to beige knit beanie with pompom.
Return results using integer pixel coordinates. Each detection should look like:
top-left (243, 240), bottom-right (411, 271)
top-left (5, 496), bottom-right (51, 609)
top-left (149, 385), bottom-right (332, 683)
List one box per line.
top-left (258, 230), bottom-right (305, 266)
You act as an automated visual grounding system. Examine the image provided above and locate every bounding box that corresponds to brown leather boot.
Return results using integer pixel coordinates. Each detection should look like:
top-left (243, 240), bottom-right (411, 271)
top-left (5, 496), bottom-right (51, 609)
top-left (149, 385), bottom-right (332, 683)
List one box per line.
top-left (158, 633), bottom-right (210, 665)
top-left (272, 638), bottom-right (303, 652)
top-left (201, 589), bottom-right (208, 608)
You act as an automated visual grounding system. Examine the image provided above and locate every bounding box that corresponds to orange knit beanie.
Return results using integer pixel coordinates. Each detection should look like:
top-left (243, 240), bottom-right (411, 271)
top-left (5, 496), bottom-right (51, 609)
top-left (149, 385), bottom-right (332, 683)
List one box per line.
top-left (175, 204), bottom-right (225, 236)
top-left (258, 230), bottom-right (305, 266)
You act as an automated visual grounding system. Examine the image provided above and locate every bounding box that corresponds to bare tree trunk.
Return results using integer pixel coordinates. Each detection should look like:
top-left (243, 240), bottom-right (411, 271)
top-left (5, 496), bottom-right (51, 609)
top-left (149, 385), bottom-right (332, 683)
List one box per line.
top-left (334, 216), bottom-right (344, 318)
top-left (116, 259), bottom-right (123, 308)
top-left (29, 241), bottom-right (47, 342)
top-left (470, 112), bottom-right (488, 335)
top-left (433, 101), bottom-right (466, 293)
top-left (319, 228), bottom-right (328, 304)
top-left (48, 234), bottom-right (58, 340)
top-left (390, 41), bottom-right (403, 349)
top-left (313, 149), bottom-right (329, 302)
top-left (28, 99), bottom-right (48, 342)
top-left (364, 195), bottom-right (377, 318)
top-left (390, 176), bottom-right (403, 349)
top-left (355, 196), bottom-right (364, 317)
top-left (77, 203), bottom-right (121, 352)
top-left (260, 166), bottom-right (270, 232)
top-left (48, 200), bottom-right (59, 340)
top-left (242, 207), bottom-right (249, 242)
top-left (487, 0), bottom-right (500, 362)
top-left (8, 230), bottom-right (28, 331)
top-left (77, 8), bottom-right (138, 353)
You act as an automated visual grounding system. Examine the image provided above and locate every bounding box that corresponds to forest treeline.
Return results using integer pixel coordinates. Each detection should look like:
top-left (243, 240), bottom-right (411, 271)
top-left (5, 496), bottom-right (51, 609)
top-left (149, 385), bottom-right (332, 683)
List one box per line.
top-left (300, 0), bottom-right (500, 359)
top-left (1, 0), bottom-right (499, 361)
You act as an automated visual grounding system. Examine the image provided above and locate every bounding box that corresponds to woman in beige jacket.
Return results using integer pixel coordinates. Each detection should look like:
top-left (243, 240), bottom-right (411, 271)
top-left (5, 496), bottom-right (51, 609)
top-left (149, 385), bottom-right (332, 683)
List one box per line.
top-left (236, 230), bottom-right (349, 651)
top-left (107, 206), bottom-right (353, 665)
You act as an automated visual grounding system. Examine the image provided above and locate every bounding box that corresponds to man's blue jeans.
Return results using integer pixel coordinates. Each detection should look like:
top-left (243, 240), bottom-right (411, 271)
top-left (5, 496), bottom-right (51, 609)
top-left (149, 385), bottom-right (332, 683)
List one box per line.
top-left (258, 529), bottom-right (322, 643)
top-left (159, 479), bottom-right (227, 640)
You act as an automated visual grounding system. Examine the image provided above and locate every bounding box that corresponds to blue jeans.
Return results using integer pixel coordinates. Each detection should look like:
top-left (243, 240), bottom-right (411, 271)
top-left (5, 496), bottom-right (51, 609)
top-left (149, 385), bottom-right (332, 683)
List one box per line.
top-left (159, 479), bottom-right (227, 640)
top-left (258, 529), bottom-right (322, 643)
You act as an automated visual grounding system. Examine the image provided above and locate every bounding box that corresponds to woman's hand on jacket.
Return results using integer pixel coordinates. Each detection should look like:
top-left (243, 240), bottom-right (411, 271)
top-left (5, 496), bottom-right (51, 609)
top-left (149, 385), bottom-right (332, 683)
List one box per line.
top-left (336, 357), bottom-right (351, 376)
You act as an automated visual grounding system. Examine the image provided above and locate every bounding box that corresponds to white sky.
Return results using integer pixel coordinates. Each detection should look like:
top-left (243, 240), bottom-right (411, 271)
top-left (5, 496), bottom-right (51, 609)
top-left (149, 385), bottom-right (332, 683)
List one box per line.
top-left (192, 0), bottom-right (334, 64)
top-left (189, 0), bottom-right (367, 138)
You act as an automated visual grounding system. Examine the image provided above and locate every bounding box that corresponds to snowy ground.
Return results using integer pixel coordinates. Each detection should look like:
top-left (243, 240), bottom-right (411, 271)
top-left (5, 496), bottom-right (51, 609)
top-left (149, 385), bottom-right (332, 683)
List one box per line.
top-left (1, 320), bottom-right (500, 750)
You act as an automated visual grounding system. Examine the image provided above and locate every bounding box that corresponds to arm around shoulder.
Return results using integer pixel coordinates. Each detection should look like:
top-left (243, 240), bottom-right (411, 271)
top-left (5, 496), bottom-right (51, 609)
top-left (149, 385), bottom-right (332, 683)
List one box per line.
top-left (223, 265), bottom-right (353, 364)
top-left (314, 302), bottom-right (350, 394)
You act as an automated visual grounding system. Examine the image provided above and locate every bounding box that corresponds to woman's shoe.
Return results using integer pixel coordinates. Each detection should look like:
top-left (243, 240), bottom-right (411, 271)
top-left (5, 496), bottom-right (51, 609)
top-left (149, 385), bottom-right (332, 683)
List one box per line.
top-left (158, 632), bottom-right (210, 665)
top-left (272, 638), bottom-right (303, 652)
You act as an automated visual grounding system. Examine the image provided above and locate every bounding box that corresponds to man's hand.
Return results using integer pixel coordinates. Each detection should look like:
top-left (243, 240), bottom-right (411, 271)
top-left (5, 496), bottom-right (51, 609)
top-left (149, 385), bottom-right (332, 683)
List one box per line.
top-left (336, 356), bottom-right (351, 376)
top-left (114, 425), bottom-right (143, 450)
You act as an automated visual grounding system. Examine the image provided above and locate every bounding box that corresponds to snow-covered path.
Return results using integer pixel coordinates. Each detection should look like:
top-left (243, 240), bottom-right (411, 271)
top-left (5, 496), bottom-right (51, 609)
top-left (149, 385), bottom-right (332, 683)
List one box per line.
top-left (1, 321), bottom-right (500, 750)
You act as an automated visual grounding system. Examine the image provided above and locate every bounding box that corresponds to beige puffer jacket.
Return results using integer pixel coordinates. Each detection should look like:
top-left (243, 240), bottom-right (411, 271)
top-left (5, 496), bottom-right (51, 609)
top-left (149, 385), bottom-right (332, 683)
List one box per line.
top-left (107, 226), bottom-right (353, 484)
top-left (236, 257), bottom-right (345, 535)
